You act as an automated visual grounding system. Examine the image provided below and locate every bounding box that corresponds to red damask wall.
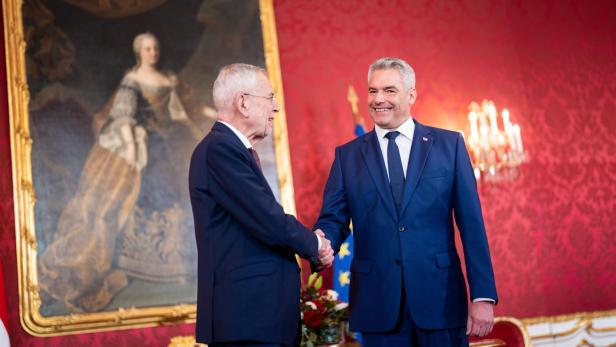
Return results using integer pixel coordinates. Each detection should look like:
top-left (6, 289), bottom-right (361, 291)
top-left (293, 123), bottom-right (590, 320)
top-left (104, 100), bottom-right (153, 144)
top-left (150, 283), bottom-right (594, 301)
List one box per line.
top-left (1, 0), bottom-right (615, 345)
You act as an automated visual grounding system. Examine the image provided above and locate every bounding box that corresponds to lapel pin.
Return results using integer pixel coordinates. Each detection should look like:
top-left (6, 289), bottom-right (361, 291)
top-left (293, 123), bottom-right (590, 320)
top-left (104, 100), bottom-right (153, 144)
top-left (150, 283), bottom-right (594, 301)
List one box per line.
top-left (422, 137), bottom-right (428, 142)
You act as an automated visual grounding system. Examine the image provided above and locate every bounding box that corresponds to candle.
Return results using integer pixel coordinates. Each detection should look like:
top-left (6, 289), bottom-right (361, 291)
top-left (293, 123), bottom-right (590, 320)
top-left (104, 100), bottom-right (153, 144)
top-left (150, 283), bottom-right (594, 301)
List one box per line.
top-left (469, 111), bottom-right (478, 139)
top-left (513, 124), bottom-right (523, 153)
top-left (480, 123), bottom-right (489, 150)
top-left (501, 109), bottom-right (516, 150)
top-left (502, 109), bottom-right (512, 135)
top-left (488, 103), bottom-right (498, 135)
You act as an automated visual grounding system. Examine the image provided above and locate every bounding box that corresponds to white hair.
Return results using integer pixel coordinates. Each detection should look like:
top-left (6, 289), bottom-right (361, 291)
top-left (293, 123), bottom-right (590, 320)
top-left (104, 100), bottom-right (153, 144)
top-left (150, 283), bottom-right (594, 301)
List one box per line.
top-left (212, 63), bottom-right (267, 113)
top-left (368, 57), bottom-right (415, 91)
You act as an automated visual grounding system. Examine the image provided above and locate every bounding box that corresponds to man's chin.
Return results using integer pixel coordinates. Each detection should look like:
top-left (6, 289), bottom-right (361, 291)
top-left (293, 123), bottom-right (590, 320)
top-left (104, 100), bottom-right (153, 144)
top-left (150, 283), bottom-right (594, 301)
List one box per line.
top-left (258, 131), bottom-right (272, 141)
top-left (373, 118), bottom-right (393, 128)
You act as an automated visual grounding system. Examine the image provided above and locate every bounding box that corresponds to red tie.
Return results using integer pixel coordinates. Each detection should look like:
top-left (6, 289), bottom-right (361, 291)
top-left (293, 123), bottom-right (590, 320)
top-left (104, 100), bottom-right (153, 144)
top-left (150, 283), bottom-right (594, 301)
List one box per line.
top-left (249, 148), bottom-right (262, 170)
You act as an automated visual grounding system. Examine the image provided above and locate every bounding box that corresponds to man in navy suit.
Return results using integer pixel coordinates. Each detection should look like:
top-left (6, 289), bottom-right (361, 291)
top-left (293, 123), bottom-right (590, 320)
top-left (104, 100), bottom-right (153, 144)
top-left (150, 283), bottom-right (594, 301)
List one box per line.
top-left (315, 57), bottom-right (498, 346)
top-left (189, 63), bottom-right (334, 347)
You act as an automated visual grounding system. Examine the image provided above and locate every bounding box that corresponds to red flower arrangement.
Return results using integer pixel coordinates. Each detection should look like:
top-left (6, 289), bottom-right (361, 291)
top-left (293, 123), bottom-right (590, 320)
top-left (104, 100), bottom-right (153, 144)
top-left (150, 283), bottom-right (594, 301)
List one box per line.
top-left (300, 273), bottom-right (349, 346)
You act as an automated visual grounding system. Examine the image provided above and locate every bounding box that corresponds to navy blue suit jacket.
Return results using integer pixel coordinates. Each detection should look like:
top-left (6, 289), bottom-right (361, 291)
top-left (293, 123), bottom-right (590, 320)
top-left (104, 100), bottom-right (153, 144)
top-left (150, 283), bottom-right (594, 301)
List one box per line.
top-left (315, 119), bottom-right (498, 333)
top-left (189, 122), bottom-right (319, 344)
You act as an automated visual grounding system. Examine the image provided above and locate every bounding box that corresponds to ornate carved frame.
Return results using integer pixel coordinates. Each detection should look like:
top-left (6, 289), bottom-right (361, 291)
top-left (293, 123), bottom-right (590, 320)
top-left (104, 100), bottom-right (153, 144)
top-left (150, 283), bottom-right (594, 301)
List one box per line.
top-left (3, 0), bottom-right (295, 336)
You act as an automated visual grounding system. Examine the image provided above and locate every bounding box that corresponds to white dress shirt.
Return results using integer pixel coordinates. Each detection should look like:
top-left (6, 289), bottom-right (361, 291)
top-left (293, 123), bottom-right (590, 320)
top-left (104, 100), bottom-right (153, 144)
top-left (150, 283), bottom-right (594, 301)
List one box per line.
top-left (374, 117), bottom-right (415, 179)
top-left (219, 121), bottom-right (252, 149)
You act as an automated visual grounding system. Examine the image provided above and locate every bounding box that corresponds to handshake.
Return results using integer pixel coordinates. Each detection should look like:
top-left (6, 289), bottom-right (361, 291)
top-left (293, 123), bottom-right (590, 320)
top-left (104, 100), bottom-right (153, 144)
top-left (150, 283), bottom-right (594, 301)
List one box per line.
top-left (314, 229), bottom-right (334, 269)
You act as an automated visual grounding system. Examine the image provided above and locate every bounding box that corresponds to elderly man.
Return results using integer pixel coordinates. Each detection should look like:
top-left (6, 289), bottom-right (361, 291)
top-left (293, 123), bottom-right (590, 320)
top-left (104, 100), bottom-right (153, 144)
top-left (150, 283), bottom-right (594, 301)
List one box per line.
top-left (189, 63), bottom-right (333, 347)
top-left (315, 57), bottom-right (498, 346)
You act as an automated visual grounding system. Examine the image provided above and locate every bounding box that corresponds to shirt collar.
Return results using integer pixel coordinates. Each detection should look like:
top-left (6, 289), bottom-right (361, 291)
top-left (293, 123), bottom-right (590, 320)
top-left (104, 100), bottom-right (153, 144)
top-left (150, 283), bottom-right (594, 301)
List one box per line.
top-left (374, 116), bottom-right (415, 140)
top-left (218, 120), bottom-right (252, 149)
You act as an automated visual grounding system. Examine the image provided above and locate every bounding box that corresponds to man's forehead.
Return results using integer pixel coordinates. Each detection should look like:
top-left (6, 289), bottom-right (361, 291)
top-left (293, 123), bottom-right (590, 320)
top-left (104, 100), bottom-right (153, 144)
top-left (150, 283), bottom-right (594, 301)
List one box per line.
top-left (256, 74), bottom-right (273, 90)
top-left (369, 69), bottom-right (404, 88)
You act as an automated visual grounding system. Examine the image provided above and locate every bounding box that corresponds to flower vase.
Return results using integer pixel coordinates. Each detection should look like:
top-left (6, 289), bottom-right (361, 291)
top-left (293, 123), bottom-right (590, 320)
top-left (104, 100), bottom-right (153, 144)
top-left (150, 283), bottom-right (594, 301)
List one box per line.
top-left (316, 323), bottom-right (341, 345)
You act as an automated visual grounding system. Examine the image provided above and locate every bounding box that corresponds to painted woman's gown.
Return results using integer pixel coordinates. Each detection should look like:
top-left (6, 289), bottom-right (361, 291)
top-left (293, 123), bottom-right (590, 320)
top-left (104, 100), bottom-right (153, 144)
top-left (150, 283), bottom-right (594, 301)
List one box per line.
top-left (39, 74), bottom-right (199, 312)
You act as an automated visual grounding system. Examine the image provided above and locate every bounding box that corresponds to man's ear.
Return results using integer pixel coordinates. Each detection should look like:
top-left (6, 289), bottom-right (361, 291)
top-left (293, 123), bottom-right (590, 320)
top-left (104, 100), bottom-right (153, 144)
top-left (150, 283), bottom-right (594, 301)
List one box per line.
top-left (234, 92), bottom-right (249, 117)
top-left (409, 87), bottom-right (417, 105)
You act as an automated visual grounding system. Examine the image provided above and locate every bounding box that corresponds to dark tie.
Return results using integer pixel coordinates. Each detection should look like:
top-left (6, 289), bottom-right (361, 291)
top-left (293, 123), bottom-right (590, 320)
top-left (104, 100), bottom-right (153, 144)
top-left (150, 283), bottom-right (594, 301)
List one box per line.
top-left (248, 148), bottom-right (262, 170)
top-left (385, 131), bottom-right (405, 213)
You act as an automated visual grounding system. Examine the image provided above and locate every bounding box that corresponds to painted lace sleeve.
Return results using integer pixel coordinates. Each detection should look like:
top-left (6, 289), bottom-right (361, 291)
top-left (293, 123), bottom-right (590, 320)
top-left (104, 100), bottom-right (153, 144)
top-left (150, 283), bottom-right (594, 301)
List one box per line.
top-left (108, 77), bottom-right (139, 127)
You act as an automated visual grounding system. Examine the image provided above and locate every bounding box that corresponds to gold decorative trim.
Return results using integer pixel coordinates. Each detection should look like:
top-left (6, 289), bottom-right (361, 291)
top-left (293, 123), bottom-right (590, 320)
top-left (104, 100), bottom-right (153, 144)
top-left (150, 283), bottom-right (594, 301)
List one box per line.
top-left (259, 0), bottom-right (306, 271)
top-left (3, 0), bottom-right (293, 336)
top-left (576, 339), bottom-right (595, 347)
top-left (522, 309), bottom-right (616, 325)
top-left (4, 0), bottom-right (36, 337)
top-left (469, 339), bottom-right (506, 347)
top-left (259, 0), bottom-right (296, 216)
top-left (531, 318), bottom-right (588, 340)
top-left (168, 335), bottom-right (202, 347)
top-left (589, 321), bottom-right (616, 334)
top-left (523, 309), bottom-right (616, 340)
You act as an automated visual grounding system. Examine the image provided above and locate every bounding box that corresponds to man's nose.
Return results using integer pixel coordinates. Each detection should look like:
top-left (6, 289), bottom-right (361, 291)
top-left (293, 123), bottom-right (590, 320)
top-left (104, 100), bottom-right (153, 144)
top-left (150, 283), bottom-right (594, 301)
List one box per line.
top-left (374, 91), bottom-right (386, 103)
top-left (272, 99), bottom-right (280, 113)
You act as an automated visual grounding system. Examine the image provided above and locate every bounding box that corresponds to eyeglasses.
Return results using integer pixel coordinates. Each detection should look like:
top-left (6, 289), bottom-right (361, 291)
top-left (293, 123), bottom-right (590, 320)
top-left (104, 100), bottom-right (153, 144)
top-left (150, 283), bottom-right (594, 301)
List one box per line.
top-left (243, 93), bottom-right (276, 103)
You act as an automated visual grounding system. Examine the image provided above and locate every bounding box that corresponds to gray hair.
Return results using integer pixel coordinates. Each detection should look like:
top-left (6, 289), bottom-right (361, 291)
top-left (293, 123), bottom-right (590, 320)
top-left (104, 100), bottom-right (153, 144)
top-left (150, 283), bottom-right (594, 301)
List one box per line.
top-left (213, 63), bottom-right (267, 112)
top-left (368, 57), bottom-right (415, 91)
top-left (132, 32), bottom-right (159, 68)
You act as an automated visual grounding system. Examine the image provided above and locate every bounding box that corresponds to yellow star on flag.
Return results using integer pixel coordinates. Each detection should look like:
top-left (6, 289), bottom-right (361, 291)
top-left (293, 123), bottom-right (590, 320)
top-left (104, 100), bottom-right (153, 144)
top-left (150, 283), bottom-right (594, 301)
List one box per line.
top-left (338, 271), bottom-right (350, 287)
top-left (338, 242), bottom-right (351, 260)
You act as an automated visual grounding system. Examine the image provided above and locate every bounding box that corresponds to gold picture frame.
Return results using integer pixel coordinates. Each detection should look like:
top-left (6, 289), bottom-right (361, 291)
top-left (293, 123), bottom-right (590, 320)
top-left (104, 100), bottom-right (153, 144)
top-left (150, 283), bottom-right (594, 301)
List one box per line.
top-left (3, 0), bottom-right (295, 336)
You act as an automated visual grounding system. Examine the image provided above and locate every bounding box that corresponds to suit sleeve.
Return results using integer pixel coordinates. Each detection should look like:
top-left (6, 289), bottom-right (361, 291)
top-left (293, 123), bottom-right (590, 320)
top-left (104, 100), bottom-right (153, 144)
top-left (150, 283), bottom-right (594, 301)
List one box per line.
top-left (314, 147), bottom-right (352, 253)
top-left (453, 134), bottom-right (498, 303)
top-left (205, 140), bottom-right (318, 262)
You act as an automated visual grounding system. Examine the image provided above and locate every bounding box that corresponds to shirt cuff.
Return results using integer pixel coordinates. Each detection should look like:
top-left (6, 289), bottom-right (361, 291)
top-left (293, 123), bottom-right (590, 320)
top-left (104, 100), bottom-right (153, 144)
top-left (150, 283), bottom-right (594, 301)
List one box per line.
top-left (473, 298), bottom-right (496, 303)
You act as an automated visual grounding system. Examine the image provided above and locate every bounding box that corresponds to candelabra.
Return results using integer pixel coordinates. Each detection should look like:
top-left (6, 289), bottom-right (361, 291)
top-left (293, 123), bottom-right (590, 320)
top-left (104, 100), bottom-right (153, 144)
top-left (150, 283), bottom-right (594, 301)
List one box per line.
top-left (465, 100), bottom-right (527, 182)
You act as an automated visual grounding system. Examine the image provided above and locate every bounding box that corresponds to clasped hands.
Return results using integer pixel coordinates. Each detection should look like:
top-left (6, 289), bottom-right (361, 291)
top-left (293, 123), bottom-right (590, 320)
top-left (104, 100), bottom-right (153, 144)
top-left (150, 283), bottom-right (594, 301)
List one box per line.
top-left (314, 229), bottom-right (334, 268)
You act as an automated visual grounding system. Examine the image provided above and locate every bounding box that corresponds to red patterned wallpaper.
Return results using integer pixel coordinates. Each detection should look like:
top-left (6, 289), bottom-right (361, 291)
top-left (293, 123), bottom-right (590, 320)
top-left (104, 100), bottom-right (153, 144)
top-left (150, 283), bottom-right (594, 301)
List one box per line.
top-left (274, 0), bottom-right (616, 318)
top-left (1, 0), bottom-right (615, 345)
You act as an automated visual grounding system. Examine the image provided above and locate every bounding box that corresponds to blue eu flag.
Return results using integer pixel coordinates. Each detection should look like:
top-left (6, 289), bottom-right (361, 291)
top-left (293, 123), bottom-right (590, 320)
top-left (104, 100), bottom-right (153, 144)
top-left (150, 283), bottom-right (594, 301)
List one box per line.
top-left (332, 113), bottom-right (365, 343)
top-left (333, 123), bottom-right (365, 302)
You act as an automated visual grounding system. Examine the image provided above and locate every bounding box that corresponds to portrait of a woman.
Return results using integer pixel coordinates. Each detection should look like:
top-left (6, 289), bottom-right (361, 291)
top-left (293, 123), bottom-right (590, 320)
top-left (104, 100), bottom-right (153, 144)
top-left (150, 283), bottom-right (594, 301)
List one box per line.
top-left (39, 32), bottom-right (200, 312)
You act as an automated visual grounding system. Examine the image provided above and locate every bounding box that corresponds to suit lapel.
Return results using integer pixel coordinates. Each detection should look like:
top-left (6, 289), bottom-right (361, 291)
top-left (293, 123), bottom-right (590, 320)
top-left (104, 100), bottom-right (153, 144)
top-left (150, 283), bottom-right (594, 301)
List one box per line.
top-left (361, 131), bottom-right (397, 222)
top-left (400, 121), bottom-right (433, 216)
top-left (213, 122), bottom-right (275, 197)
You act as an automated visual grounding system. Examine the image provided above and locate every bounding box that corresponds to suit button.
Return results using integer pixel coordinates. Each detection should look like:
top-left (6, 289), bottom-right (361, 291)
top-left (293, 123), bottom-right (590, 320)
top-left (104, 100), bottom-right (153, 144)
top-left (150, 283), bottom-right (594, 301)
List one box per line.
top-left (398, 226), bottom-right (406, 232)
top-left (395, 259), bottom-right (402, 265)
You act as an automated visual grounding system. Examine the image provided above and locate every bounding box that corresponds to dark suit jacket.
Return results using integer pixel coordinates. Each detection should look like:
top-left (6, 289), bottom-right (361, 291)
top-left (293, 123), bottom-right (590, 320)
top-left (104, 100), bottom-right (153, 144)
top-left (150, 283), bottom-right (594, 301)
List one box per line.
top-left (315, 119), bottom-right (498, 333)
top-left (189, 122), bottom-right (319, 344)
